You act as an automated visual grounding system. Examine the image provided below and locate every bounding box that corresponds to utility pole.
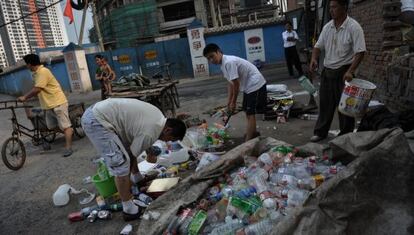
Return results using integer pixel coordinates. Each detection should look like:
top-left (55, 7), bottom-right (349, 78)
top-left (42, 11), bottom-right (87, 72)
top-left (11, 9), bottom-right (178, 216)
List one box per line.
top-left (208, 0), bottom-right (218, 28)
top-left (78, 0), bottom-right (89, 46)
top-left (91, 0), bottom-right (104, 51)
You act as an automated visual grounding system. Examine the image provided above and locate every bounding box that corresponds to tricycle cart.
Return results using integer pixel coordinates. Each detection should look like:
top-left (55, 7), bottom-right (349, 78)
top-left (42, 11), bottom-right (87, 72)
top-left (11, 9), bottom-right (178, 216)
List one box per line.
top-left (0, 100), bottom-right (85, 170)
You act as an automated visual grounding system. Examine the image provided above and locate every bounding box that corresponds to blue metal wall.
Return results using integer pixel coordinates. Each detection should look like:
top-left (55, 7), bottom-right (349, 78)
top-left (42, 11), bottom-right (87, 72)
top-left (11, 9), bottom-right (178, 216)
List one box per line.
top-left (0, 23), bottom-right (285, 95)
top-left (85, 48), bottom-right (140, 90)
top-left (0, 62), bottom-right (70, 96)
top-left (137, 38), bottom-right (193, 80)
top-left (205, 24), bottom-right (285, 75)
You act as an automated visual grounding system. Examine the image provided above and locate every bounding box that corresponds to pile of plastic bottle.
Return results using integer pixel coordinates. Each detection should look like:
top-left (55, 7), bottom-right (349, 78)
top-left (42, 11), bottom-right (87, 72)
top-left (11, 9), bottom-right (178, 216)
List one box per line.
top-left (186, 121), bottom-right (229, 151)
top-left (163, 146), bottom-right (345, 235)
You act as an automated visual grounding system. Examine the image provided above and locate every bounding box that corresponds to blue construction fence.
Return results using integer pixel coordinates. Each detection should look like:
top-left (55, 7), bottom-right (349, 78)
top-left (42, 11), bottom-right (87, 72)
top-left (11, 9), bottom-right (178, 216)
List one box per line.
top-left (0, 23), bottom-right (285, 95)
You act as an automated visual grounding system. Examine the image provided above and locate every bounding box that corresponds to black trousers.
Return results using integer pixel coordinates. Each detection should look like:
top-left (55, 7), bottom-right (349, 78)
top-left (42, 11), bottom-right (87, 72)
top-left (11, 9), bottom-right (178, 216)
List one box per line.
top-left (284, 46), bottom-right (303, 76)
top-left (314, 65), bottom-right (355, 137)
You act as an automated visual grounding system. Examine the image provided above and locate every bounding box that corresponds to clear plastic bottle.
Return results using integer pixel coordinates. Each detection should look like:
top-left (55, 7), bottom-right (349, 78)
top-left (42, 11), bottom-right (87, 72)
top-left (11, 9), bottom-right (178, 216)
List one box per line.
top-left (269, 172), bottom-right (298, 187)
top-left (297, 174), bottom-right (325, 190)
top-left (241, 218), bottom-right (273, 235)
top-left (287, 188), bottom-right (310, 208)
top-left (209, 218), bottom-right (244, 235)
top-left (252, 176), bottom-right (276, 209)
top-left (257, 153), bottom-right (273, 171)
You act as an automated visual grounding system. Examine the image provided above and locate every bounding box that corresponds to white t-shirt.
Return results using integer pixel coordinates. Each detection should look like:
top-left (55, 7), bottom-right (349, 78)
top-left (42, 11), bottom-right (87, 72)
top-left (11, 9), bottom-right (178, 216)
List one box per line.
top-left (315, 16), bottom-right (366, 69)
top-left (401, 0), bottom-right (414, 12)
top-left (220, 55), bottom-right (266, 94)
top-left (93, 98), bottom-right (167, 157)
top-left (282, 30), bottom-right (299, 48)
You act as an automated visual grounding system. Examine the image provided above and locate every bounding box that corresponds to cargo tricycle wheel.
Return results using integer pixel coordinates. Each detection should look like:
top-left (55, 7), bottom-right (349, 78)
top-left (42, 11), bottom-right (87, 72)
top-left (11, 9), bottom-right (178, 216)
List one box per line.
top-left (2, 137), bottom-right (26, 171)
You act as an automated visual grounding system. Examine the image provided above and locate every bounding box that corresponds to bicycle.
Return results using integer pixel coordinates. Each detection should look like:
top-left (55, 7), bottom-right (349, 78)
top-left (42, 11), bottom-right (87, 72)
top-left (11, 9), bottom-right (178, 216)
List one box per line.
top-left (149, 62), bottom-right (180, 108)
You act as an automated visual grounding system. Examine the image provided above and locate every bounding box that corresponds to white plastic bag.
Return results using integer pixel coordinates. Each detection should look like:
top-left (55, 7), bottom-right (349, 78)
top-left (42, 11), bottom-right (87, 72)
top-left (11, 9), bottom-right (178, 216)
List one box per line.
top-left (195, 153), bottom-right (220, 172)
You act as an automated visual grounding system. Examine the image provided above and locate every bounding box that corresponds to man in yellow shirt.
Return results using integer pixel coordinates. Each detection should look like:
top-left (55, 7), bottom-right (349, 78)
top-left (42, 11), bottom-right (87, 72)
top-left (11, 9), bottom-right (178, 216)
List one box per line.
top-left (18, 54), bottom-right (73, 157)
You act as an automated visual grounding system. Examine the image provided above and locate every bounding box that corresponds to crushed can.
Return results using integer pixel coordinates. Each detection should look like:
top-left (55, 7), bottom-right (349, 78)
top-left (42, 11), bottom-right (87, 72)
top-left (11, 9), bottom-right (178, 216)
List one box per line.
top-left (68, 211), bottom-right (84, 222)
top-left (87, 210), bottom-right (98, 223)
top-left (97, 210), bottom-right (112, 220)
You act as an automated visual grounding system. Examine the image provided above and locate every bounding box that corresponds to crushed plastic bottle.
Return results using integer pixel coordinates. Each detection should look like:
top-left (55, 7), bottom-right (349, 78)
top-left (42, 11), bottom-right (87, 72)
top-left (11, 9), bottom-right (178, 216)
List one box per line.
top-left (238, 218), bottom-right (273, 235)
top-left (209, 218), bottom-right (244, 235)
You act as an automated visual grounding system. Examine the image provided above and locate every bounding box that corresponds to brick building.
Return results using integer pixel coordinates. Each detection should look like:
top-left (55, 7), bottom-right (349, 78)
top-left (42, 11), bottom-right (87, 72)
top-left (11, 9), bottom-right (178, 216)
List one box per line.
top-left (349, 0), bottom-right (414, 110)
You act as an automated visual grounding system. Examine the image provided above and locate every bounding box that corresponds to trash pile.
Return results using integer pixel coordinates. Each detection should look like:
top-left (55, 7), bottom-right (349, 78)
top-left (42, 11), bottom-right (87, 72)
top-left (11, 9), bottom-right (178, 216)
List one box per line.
top-left (266, 85), bottom-right (294, 123)
top-left (114, 73), bottom-right (151, 87)
top-left (163, 145), bottom-right (345, 234)
top-left (183, 119), bottom-right (230, 153)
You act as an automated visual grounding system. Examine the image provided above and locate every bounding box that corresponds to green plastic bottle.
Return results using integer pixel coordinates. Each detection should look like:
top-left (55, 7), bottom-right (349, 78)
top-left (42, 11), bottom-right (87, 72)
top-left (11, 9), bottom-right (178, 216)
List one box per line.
top-left (97, 161), bottom-right (109, 181)
top-left (188, 210), bottom-right (207, 235)
top-left (272, 146), bottom-right (293, 155)
top-left (229, 196), bottom-right (259, 215)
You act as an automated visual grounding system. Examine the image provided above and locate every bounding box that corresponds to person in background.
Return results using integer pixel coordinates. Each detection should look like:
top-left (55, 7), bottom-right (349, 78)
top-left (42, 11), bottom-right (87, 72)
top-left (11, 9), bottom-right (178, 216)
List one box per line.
top-left (203, 43), bottom-right (267, 141)
top-left (94, 55), bottom-right (115, 96)
top-left (309, 0), bottom-right (366, 142)
top-left (18, 54), bottom-right (74, 157)
top-left (81, 98), bottom-right (186, 221)
top-left (282, 21), bottom-right (304, 78)
top-left (94, 55), bottom-right (106, 99)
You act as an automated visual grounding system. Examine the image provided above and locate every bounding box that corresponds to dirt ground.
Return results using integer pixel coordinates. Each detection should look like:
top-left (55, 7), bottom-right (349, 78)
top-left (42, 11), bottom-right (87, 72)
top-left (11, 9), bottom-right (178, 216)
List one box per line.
top-left (0, 67), bottom-right (341, 234)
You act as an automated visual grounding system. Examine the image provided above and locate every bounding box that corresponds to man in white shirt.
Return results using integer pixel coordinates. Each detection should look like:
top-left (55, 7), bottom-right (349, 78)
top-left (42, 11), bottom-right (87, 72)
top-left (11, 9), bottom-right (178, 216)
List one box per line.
top-left (282, 21), bottom-right (304, 77)
top-left (81, 98), bottom-right (186, 221)
top-left (309, 0), bottom-right (366, 142)
top-left (203, 43), bottom-right (267, 141)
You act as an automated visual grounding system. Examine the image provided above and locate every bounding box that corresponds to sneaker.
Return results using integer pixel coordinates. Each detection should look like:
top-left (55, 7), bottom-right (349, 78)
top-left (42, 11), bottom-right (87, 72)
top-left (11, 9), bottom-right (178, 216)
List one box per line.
top-left (62, 149), bottom-right (73, 157)
top-left (122, 210), bottom-right (141, 221)
top-left (310, 135), bottom-right (326, 142)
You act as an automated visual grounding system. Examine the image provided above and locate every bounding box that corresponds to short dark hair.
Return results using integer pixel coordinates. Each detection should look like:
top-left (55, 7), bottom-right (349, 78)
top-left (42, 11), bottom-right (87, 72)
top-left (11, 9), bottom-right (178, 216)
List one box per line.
top-left (203, 43), bottom-right (221, 56)
top-left (23, 54), bottom-right (41, 66)
top-left (95, 54), bottom-right (104, 59)
top-left (331, 0), bottom-right (349, 10)
top-left (285, 21), bottom-right (292, 27)
top-left (166, 118), bottom-right (187, 140)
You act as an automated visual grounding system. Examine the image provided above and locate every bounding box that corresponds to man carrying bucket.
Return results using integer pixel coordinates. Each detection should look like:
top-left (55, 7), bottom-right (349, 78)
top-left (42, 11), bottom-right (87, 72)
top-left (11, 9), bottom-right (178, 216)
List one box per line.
top-left (309, 0), bottom-right (366, 142)
top-left (81, 98), bottom-right (186, 221)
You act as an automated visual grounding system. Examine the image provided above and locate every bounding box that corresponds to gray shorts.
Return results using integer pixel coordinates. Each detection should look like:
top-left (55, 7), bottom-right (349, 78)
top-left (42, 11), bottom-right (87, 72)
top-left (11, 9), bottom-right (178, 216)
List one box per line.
top-left (45, 103), bottom-right (72, 130)
top-left (81, 107), bottom-right (130, 177)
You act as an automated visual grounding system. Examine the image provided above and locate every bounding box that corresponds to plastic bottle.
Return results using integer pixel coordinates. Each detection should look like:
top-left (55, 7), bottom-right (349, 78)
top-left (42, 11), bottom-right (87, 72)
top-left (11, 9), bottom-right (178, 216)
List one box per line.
top-left (212, 109), bottom-right (225, 119)
top-left (251, 207), bottom-right (268, 222)
top-left (80, 205), bottom-right (99, 217)
top-left (252, 176), bottom-right (276, 209)
top-left (137, 193), bottom-right (153, 205)
top-left (299, 114), bottom-right (319, 120)
top-left (109, 202), bottom-right (123, 211)
top-left (291, 164), bottom-right (311, 179)
top-left (236, 186), bottom-right (256, 199)
top-left (178, 209), bottom-right (194, 235)
top-left (287, 188), bottom-right (310, 208)
top-left (269, 172), bottom-right (298, 187)
top-left (239, 218), bottom-right (273, 235)
top-left (188, 210), bottom-right (207, 235)
top-left (221, 186), bottom-right (234, 198)
top-left (297, 174), bottom-right (325, 190)
top-left (97, 161), bottom-right (109, 180)
top-left (257, 153), bottom-right (273, 170)
top-left (246, 167), bottom-right (268, 185)
top-left (229, 196), bottom-right (259, 215)
top-left (209, 218), bottom-right (244, 235)
top-left (215, 198), bottom-right (229, 221)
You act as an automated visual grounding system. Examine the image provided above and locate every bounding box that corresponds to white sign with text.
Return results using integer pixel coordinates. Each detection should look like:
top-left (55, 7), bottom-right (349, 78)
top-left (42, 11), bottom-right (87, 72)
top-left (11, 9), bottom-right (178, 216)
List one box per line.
top-left (244, 28), bottom-right (266, 63)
